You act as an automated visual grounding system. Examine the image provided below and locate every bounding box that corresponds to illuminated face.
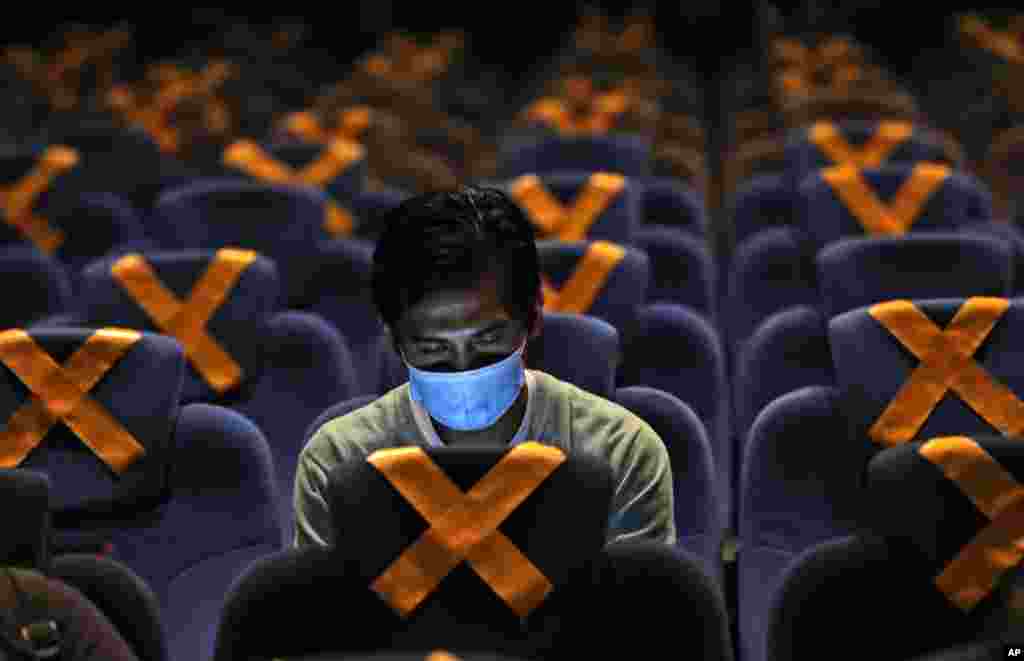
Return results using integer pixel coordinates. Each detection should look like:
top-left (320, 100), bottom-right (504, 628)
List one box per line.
top-left (396, 274), bottom-right (529, 374)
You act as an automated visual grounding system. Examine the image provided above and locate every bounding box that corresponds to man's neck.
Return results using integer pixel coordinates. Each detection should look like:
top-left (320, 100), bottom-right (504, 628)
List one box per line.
top-left (435, 383), bottom-right (529, 447)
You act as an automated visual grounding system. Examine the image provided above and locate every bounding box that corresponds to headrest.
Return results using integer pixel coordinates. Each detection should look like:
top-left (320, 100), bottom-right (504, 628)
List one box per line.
top-left (816, 233), bottom-right (1015, 319)
top-left (350, 189), bottom-right (409, 241)
top-left (866, 434), bottom-right (1024, 613)
top-left (829, 297), bottom-right (1024, 447)
top-left (0, 327), bottom-right (182, 516)
top-left (0, 245), bottom-right (73, 328)
top-left (526, 312), bottom-right (618, 399)
top-left (797, 163), bottom-right (983, 249)
top-left (79, 249), bottom-right (279, 402)
top-left (499, 134), bottom-right (652, 179)
top-left (0, 468), bottom-right (50, 569)
top-left (638, 176), bottom-right (706, 235)
top-left (153, 178), bottom-right (326, 263)
top-left (536, 240), bottom-right (649, 332)
top-left (507, 171), bottom-right (639, 245)
top-left (226, 139), bottom-right (368, 199)
top-left (327, 443), bottom-right (613, 624)
top-left (786, 120), bottom-right (951, 190)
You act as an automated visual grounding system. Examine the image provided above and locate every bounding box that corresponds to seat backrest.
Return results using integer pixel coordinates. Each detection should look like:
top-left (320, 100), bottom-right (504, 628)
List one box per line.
top-left (506, 171), bottom-right (639, 245)
top-left (785, 120), bottom-right (959, 194)
top-left (0, 466), bottom-right (168, 661)
top-left (726, 226), bottom-right (818, 359)
top-left (152, 179), bottom-right (326, 277)
top-left (216, 445), bottom-right (614, 660)
top-left (0, 468), bottom-right (50, 570)
top-left (613, 387), bottom-right (722, 578)
top-left (733, 305), bottom-right (834, 445)
top-left (243, 140), bottom-right (369, 199)
top-left (48, 193), bottom-right (153, 279)
top-left (797, 163), bottom-right (991, 250)
top-left (631, 225), bottom-right (715, 319)
top-left (638, 176), bottom-right (706, 235)
top-left (0, 146), bottom-right (83, 257)
top-left (525, 312), bottom-right (619, 401)
top-left (221, 139), bottom-right (368, 239)
top-left (738, 385), bottom-right (870, 661)
top-left (0, 327), bottom-right (181, 518)
top-left (536, 239), bottom-right (648, 337)
top-left (617, 303), bottom-right (731, 523)
top-left (829, 297), bottom-right (1024, 447)
top-left (78, 249), bottom-right (279, 403)
top-left (290, 238), bottom-right (395, 397)
top-left (0, 245), bottom-right (74, 329)
top-left (768, 434), bottom-right (1024, 660)
top-left (498, 134), bottom-right (651, 179)
top-left (816, 233), bottom-right (1015, 319)
top-left (77, 248), bottom-right (360, 536)
top-left (728, 173), bottom-right (795, 247)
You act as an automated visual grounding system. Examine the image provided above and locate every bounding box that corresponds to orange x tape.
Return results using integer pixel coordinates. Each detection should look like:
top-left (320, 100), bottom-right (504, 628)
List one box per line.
top-left (106, 86), bottom-right (180, 153)
top-left (868, 298), bottom-right (1024, 446)
top-left (773, 38), bottom-right (861, 95)
top-left (821, 162), bottom-right (950, 235)
top-left (920, 436), bottom-right (1024, 611)
top-left (368, 442), bottom-right (565, 618)
top-left (809, 121), bottom-right (914, 169)
top-left (111, 249), bottom-right (256, 394)
top-left (510, 173), bottom-right (626, 242)
top-left (223, 139), bottom-right (360, 236)
top-left (0, 328), bottom-right (145, 473)
top-left (0, 146), bottom-right (78, 254)
top-left (960, 15), bottom-right (1024, 64)
top-left (523, 88), bottom-right (632, 136)
top-left (281, 107), bottom-right (373, 144)
top-left (541, 241), bottom-right (626, 314)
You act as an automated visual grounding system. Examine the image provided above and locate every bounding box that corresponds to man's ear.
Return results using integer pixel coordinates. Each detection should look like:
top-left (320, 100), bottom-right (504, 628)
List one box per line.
top-left (381, 322), bottom-right (403, 357)
top-left (529, 289), bottom-right (544, 339)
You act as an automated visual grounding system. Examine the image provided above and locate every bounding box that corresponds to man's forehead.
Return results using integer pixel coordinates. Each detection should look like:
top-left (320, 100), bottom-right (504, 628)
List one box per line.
top-left (402, 283), bottom-right (512, 330)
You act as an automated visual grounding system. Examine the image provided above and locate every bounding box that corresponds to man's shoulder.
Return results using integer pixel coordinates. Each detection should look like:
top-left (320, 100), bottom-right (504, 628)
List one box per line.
top-left (300, 385), bottom-right (416, 469)
top-left (534, 371), bottom-right (659, 447)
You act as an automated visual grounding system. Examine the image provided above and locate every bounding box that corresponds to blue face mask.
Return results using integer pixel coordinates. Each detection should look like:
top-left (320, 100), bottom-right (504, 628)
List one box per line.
top-left (404, 341), bottom-right (527, 431)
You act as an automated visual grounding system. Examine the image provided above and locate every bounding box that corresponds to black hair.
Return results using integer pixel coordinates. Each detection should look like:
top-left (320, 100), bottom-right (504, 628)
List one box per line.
top-left (372, 185), bottom-right (540, 341)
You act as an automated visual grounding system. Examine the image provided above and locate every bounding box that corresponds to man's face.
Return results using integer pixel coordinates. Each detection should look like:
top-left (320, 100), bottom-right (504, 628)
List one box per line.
top-left (396, 275), bottom-right (530, 373)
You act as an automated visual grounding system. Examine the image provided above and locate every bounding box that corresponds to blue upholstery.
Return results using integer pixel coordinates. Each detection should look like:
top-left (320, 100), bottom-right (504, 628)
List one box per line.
top-left (737, 386), bottom-right (868, 661)
top-left (614, 386), bottom-right (723, 582)
top-left (76, 250), bottom-right (361, 536)
top-left (815, 233), bottom-right (1014, 319)
top-left (505, 172), bottom-right (640, 245)
top-left (725, 226), bottom-right (817, 361)
top-left (0, 328), bottom-right (282, 661)
top-left (49, 192), bottom-right (156, 283)
top-left (617, 303), bottom-right (731, 525)
top-left (498, 134), bottom-right (652, 179)
top-left (767, 436), bottom-right (1024, 661)
top-left (797, 165), bottom-right (992, 250)
top-left (151, 179), bottom-right (328, 302)
top-left (288, 238), bottom-right (391, 397)
top-left (0, 244), bottom-right (74, 329)
top-left (638, 176), bottom-right (707, 236)
top-left (632, 225), bottom-right (716, 321)
top-left (829, 297), bottom-right (1024, 444)
top-left (783, 120), bottom-right (959, 194)
top-left (536, 238), bottom-right (649, 338)
top-left (729, 173), bottom-right (795, 248)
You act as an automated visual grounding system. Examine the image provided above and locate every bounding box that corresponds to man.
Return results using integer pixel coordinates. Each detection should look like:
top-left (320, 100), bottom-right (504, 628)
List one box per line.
top-left (294, 186), bottom-right (675, 548)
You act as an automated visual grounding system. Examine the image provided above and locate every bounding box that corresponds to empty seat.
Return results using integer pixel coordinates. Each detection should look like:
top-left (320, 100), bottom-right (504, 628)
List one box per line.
top-left (0, 327), bottom-right (283, 661)
top-left (217, 445), bottom-right (732, 661)
top-left (74, 248), bottom-right (361, 534)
